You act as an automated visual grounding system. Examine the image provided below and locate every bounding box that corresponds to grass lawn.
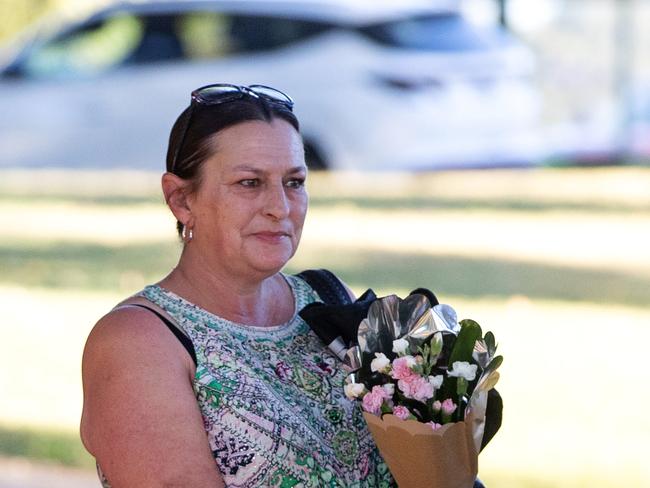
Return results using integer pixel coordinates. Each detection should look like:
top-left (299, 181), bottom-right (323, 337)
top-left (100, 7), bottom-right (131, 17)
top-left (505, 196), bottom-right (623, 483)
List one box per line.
top-left (1, 167), bottom-right (649, 487)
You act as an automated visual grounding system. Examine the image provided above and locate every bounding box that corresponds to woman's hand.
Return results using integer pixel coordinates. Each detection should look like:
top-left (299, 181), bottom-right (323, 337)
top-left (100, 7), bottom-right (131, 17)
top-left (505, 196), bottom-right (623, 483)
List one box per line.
top-left (80, 307), bottom-right (224, 487)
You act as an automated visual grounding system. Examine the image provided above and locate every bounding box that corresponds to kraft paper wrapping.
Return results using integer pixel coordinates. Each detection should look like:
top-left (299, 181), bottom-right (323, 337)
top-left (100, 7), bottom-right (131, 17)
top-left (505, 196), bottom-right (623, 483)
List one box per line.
top-left (363, 413), bottom-right (478, 488)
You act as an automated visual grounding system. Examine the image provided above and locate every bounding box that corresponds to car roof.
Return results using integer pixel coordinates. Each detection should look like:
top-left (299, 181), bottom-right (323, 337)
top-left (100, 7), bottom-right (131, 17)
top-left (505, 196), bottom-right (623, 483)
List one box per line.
top-left (89, 0), bottom-right (460, 25)
top-left (0, 0), bottom-right (460, 65)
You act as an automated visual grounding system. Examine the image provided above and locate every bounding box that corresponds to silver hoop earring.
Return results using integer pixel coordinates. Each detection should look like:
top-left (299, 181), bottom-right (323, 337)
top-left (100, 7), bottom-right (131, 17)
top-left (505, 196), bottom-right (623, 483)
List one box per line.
top-left (182, 225), bottom-right (194, 242)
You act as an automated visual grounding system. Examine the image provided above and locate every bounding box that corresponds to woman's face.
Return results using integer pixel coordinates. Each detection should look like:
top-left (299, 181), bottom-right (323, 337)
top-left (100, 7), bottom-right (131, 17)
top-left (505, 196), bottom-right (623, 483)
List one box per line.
top-left (189, 118), bottom-right (308, 278)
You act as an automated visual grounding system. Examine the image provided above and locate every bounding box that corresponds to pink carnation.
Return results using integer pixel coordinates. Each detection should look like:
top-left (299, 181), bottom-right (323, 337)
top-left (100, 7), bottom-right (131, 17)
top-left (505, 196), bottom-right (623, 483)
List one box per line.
top-left (392, 405), bottom-right (411, 420)
top-left (398, 375), bottom-right (434, 402)
top-left (441, 398), bottom-right (457, 416)
top-left (392, 356), bottom-right (416, 381)
top-left (427, 421), bottom-right (443, 431)
top-left (362, 385), bottom-right (390, 415)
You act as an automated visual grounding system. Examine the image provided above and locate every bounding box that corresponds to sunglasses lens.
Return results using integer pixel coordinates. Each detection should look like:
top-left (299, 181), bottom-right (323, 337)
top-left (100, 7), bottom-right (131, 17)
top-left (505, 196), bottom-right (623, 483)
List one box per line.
top-left (248, 85), bottom-right (294, 108)
top-left (194, 85), bottom-right (242, 104)
top-left (192, 84), bottom-right (293, 110)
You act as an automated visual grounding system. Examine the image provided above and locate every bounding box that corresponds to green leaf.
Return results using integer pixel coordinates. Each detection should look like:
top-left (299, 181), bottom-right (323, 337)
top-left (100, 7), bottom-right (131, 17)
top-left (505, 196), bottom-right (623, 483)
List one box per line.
top-left (487, 355), bottom-right (503, 372)
top-left (484, 331), bottom-right (497, 356)
top-left (441, 321), bottom-right (483, 400)
top-left (429, 332), bottom-right (443, 357)
top-left (417, 343), bottom-right (429, 362)
top-left (449, 320), bottom-right (483, 365)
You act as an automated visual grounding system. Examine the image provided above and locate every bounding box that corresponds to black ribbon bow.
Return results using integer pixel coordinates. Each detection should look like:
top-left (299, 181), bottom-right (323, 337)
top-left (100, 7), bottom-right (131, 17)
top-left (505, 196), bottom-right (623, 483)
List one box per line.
top-left (299, 288), bottom-right (378, 359)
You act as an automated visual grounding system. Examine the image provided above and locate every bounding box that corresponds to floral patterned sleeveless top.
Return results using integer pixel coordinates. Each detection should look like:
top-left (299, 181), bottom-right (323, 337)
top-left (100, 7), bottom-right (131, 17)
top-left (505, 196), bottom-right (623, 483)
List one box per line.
top-left (99, 274), bottom-right (394, 488)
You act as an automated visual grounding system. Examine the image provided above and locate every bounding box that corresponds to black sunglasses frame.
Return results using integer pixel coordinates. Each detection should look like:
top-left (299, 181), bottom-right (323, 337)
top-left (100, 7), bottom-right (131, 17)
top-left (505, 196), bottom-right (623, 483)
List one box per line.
top-left (169, 84), bottom-right (294, 174)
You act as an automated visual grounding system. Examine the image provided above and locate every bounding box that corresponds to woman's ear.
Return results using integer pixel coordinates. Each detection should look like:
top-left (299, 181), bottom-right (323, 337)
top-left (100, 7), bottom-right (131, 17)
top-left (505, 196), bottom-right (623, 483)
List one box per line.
top-left (161, 172), bottom-right (194, 226)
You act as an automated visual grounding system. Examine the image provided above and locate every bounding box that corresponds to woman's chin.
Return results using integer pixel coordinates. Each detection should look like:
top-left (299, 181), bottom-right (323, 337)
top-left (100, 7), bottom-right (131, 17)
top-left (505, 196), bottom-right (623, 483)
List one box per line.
top-left (248, 252), bottom-right (294, 276)
top-left (245, 242), bottom-right (295, 267)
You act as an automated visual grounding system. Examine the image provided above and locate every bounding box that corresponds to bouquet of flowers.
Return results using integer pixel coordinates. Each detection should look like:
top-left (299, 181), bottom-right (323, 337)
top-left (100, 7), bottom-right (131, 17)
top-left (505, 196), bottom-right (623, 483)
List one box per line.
top-left (301, 288), bottom-right (502, 488)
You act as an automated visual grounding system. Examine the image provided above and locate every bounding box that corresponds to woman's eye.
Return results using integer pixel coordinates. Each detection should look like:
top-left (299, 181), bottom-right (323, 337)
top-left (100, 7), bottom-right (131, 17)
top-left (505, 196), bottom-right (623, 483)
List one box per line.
top-left (239, 179), bottom-right (259, 187)
top-left (286, 178), bottom-right (305, 189)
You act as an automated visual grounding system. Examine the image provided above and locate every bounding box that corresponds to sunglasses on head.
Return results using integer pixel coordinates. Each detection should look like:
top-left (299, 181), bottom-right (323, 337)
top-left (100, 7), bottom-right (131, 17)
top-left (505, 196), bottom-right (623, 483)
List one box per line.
top-left (170, 83), bottom-right (294, 173)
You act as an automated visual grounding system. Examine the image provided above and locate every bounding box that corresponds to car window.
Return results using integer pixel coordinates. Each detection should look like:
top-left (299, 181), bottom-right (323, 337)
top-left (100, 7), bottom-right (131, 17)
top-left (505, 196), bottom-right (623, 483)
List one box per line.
top-left (16, 11), bottom-right (333, 80)
top-left (180, 12), bottom-right (233, 59)
top-left (23, 14), bottom-right (143, 78)
top-left (359, 13), bottom-right (509, 51)
top-left (227, 15), bottom-right (332, 52)
top-left (177, 13), bottom-right (331, 59)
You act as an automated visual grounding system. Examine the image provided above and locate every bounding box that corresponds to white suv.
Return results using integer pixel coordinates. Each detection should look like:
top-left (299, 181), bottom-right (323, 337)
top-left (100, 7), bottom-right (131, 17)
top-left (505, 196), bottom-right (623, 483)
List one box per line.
top-left (0, 0), bottom-right (543, 170)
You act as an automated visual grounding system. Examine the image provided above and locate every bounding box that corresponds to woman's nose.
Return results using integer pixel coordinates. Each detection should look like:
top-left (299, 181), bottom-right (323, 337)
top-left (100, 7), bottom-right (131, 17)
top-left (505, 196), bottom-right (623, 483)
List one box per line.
top-left (264, 183), bottom-right (290, 220)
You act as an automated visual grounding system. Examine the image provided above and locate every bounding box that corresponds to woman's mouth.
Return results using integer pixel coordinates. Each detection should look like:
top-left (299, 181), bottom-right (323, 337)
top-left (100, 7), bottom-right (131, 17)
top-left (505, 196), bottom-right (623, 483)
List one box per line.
top-left (253, 231), bottom-right (289, 243)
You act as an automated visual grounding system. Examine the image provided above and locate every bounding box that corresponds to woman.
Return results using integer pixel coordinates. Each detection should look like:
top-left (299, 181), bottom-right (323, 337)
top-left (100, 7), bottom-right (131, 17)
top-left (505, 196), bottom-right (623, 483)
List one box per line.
top-left (80, 84), bottom-right (394, 487)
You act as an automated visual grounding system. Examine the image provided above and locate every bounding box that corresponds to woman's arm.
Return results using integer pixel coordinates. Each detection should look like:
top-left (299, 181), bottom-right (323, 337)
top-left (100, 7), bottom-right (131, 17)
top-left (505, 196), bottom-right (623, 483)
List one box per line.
top-left (80, 307), bottom-right (224, 488)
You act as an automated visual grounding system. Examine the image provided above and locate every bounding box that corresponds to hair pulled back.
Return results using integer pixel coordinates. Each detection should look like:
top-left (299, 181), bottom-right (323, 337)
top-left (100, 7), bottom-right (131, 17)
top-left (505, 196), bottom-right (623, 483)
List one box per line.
top-left (165, 94), bottom-right (301, 236)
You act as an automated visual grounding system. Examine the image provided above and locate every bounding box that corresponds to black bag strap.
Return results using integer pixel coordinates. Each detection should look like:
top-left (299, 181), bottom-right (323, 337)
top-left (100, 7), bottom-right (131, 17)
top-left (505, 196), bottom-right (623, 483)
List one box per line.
top-left (124, 303), bottom-right (198, 367)
top-left (295, 269), bottom-right (353, 305)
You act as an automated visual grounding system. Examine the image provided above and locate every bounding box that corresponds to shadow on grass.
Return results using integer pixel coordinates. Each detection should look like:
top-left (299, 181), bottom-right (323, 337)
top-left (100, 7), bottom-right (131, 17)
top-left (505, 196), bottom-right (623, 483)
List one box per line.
top-left (0, 241), bottom-right (179, 291)
top-left (0, 425), bottom-right (94, 468)
top-left (288, 249), bottom-right (650, 307)
top-left (0, 194), bottom-right (160, 206)
top-left (2, 242), bottom-right (647, 307)
top-left (3, 193), bottom-right (649, 214)
top-left (309, 196), bottom-right (650, 214)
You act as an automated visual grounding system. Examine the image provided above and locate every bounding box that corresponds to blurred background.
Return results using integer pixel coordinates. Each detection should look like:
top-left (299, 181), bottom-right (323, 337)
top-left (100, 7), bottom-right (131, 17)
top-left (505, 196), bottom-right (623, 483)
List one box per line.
top-left (0, 0), bottom-right (649, 487)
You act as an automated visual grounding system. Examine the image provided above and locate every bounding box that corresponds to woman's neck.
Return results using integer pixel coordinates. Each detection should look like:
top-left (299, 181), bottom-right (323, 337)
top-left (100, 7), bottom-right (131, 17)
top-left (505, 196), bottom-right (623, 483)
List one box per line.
top-left (159, 250), bottom-right (294, 327)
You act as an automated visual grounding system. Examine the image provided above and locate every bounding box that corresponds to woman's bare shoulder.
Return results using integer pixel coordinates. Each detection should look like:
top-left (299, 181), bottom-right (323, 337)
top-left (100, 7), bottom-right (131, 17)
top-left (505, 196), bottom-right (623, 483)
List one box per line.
top-left (84, 303), bottom-right (174, 355)
top-left (86, 289), bottom-right (184, 346)
top-left (81, 300), bottom-right (197, 399)
top-left (80, 304), bottom-right (222, 486)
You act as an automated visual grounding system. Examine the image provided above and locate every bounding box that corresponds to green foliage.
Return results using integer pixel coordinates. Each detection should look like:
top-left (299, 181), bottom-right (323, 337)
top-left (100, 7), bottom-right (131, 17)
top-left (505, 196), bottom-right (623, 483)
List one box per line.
top-left (486, 355), bottom-right (503, 373)
top-left (417, 341), bottom-right (438, 376)
top-left (0, 240), bottom-right (178, 291)
top-left (0, 424), bottom-right (94, 468)
top-left (449, 320), bottom-right (483, 365)
top-left (437, 320), bottom-right (483, 402)
top-left (484, 331), bottom-right (497, 357)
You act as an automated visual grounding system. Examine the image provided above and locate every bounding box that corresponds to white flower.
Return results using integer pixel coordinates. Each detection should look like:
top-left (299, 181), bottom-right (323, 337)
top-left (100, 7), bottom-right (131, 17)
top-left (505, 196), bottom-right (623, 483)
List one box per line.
top-left (392, 338), bottom-right (409, 355)
top-left (370, 352), bottom-right (391, 373)
top-left (381, 383), bottom-right (395, 397)
top-left (448, 361), bottom-right (478, 381)
top-left (344, 382), bottom-right (366, 400)
top-left (428, 375), bottom-right (443, 389)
